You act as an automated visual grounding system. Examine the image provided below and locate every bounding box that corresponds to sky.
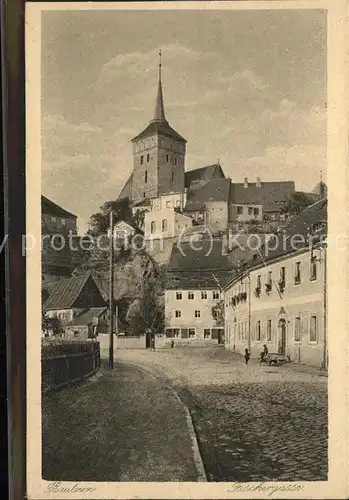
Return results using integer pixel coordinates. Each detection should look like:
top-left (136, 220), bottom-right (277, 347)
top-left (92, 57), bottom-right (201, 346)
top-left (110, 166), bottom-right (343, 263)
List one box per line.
top-left (41, 8), bottom-right (327, 234)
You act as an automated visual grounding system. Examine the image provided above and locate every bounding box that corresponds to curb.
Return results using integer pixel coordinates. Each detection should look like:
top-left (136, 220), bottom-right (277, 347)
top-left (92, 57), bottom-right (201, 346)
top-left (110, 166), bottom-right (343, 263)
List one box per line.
top-left (116, 360), bottom-right (208, 482)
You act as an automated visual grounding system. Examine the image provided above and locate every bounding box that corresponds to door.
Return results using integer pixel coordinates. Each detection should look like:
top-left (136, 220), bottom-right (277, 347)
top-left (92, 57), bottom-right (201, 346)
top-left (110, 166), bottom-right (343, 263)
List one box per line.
top-left (217, 328), bottom-right (224, 344)
top-left (278, 319), bottom-right (287, 355)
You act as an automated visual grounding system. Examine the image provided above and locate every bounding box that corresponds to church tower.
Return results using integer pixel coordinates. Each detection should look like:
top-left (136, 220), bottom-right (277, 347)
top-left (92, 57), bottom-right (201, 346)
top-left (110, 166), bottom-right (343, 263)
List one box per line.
top-left (131, 51), bottom-right (186, 204)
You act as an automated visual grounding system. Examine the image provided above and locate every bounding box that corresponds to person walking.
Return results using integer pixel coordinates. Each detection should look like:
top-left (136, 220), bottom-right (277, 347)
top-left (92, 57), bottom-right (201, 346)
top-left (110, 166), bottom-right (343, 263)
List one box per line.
top-left (244, 347), bottom-right (250, 365)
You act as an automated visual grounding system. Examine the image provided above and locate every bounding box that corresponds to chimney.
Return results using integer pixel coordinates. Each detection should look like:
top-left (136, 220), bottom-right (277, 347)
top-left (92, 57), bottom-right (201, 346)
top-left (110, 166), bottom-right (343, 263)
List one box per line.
top-left (256, 177), bottom-right (261, 188)
top-left (244, 177), bottom-right (248, 188)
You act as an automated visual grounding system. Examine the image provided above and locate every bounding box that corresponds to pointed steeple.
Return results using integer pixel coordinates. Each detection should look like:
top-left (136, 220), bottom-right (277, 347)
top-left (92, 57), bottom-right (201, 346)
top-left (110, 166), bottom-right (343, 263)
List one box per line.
top-left (152, 49), bottom-right (167, 123)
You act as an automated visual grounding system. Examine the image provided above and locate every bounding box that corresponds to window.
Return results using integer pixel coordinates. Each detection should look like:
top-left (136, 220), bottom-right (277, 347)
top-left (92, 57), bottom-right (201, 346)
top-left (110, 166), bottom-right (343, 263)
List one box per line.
top-left (166, 201), bottom-right (171, 208)
top-left (237, 206), bottom-right (243, 215)
top-left (162, 219), bottom-right (168, 232)
top-left (204, 328), bottom-right (211, 339)
top-left (61, 219), bottom-right (66, 225)
top-left (294, 262), bottom-right (301, 285)
top-left (248, 207), bottom-right (253, 215)
top-left (188, 292), bottom-right (194, 299)
top-left (175, 310), bottom-right (181, 318)
top-left (310, 259), bottom-right (317, 281)
top-left (254, 208), bottom-right (259, 216)
top-left (175, 200), bottom-right (181, 208)
top-left (51, 216), bottom-right (56, 223)
top-left (310, 316), bottom-right (317, 342)
top-left (150, 221), bottom-right (156, 234)
top-left (267, 320), bottom-right (272, 342)
top-left (171, 172), bottom-right (175, 183)
top-left (173, 328), bottom-right (180, 338)
top-left (267, 271), bottom-right (272, 285)
top-left (256, 320), bottom-right (261, 341)
top-left (174, 157), bottom-right (178, 165)
top-left (213, 291), bottom-right (220, 300)
top-left (176, 292), bottom-right (182, 300)
top-left (147, 154), bottom-right (150, 163)
top-left (166, 154), bottom-right (169, 163)
top-left (201, 291), bottom-right (207, 299)
top-left (294, 317), bottom-right (301, 342)
top-left (140, 155), bottom-right (144, 165)
top-left (145, 170), bottom-right (148, 183)
top-left (189, 328), bottom-right (196, 338)
top-left (195, 310), bottom-right (200, 318)
top-left (257, 275), bottom-right (261, 289)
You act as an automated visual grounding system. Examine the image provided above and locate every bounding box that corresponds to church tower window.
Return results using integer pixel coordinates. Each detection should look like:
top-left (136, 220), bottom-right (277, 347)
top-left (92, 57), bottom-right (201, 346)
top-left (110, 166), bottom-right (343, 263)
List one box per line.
top-left (140, 155), bottom-right (144, 165)
top-left (145, 170), bottom-right (148, 183)
top-left (147, 153), bottom-right (150, 163)
top-left (171, 172), bottom-right (175, 183)
top-left (166, 154), bottom-right (169, 163)
top-left (174, 157), bottom-right (178, 166)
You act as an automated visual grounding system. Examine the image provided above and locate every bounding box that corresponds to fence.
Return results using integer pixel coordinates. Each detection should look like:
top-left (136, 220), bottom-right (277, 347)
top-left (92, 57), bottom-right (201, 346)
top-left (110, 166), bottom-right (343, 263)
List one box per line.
top-left (42, 339), bottom-right (100, 393)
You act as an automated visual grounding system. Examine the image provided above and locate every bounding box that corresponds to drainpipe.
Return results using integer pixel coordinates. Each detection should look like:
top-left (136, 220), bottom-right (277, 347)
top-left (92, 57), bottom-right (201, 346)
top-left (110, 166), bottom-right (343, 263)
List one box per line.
top-left (322, 245), bottom-right (327, 369)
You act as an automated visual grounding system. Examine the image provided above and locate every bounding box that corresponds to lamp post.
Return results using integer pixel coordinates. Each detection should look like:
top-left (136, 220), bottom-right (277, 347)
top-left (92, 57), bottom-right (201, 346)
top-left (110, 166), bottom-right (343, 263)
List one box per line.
top-left (109, 209), bottom-right (115, 370)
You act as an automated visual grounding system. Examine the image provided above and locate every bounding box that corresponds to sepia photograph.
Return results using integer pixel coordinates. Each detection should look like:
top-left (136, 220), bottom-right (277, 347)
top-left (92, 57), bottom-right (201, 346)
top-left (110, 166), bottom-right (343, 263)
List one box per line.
top-left (24, 1), bottom-right (348, 498)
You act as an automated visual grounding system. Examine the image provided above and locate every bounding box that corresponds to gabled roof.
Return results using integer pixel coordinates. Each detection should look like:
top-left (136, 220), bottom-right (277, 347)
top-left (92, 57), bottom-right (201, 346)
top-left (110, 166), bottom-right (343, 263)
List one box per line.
top-left (131, 120), bottom-right (186, 143)
top-left (230, 181), bottom-right (295, 209)
top-left (167, 237), bottom-right (233, 272)
top-left (41, 195), bottom-right (77, 219)
top-left (184, 164), bottom-right (225, 189)
top-left (117, 174), bottom-right (133, 201)
top-left (283, 197), bottom-right (327, 238)
top-left (44, 272), bottom-right (103, 310)
top-left (67, 307), bottom-right (107, 327)
top-left (165, 271), bottom-right (232, 290)
top-left (185, 178), bottom-right (231, 211)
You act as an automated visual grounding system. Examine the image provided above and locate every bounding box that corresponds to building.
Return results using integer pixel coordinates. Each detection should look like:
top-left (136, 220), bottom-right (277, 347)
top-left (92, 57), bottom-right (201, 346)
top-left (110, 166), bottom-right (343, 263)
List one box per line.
top-left (144, 207), bottom-right (193, 240)
top-left (116, 55), bottom-right (304, 240)
top-left (224, 198), bottom-right (328, 368)
top-left (165, 237), bottom-right (235, 343)
top-left (41, 195), bottom-right (78, 282)
top-left (43, 272), bottom-right (107, 338)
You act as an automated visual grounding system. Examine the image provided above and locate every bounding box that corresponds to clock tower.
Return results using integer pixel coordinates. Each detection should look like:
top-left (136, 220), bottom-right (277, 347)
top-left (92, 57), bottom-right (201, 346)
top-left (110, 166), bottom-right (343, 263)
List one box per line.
top-left (131, 51), bottom-right (186, 204)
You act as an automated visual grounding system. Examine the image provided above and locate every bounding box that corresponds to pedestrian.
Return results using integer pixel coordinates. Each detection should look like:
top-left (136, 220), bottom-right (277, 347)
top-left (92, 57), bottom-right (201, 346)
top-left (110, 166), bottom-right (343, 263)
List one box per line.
top-left (170, 339), bottom-right (174, 348)
top-left (244, 347), bottom-right (250, 365)
top-left (260, 344), bottom-right (268, 363)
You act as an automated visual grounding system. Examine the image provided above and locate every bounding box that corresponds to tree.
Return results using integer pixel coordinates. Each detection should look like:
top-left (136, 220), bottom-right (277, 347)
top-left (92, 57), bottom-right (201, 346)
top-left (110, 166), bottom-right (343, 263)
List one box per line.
top-left (281, 192), bottom-right (313, 217)
top-left (211, 298), bottom-right (225, 327)
top-left (128, 276), bottom-right (164, 335)
top-left (87, 197), bottom-right (132, 237)
top-left (132, 209), bottom-right (146, 230)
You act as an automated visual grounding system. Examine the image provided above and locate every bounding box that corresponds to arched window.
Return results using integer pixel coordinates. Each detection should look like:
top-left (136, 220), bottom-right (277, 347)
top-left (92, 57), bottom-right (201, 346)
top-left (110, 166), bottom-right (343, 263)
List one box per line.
top-left (145, 170), bottom-right (148, 183)
top-left (166, 154), bottom-right (169, 163)
top-left (147, 154), bottom-right (150, 163)
top-left (150, 221), bottom-right (156, 234)
top-left (174, 157), bottom-right (178, 165)
top-left (171, 172), bottom-right (175, 183)
top-left (140, 155), bottom-right (144, 165)
top-left (162, 219), bottom-right (168, 232)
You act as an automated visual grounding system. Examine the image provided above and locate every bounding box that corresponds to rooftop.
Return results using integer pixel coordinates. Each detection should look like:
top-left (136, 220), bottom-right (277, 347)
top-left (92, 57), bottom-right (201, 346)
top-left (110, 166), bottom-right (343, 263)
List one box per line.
top-left (184, 164), bottom-right (225, 189)
top-left (41, 195), bottom-right (77, 219)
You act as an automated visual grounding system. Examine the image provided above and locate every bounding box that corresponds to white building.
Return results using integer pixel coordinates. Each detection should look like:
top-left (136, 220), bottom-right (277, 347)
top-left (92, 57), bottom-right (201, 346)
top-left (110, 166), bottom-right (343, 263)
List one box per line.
top-left (144, 206), bottom-right (193, 240)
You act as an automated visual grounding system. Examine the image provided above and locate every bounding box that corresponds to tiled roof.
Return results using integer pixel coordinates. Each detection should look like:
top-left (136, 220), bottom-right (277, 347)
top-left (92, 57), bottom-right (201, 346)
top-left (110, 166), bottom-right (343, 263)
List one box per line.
top-left (44, 272), bottom-right (95, 310)
top-left (41, 195), bottom-right (77, 218)
top-left (68, 307), bottom-right (107, 326)
top-left (230, 181), bottom-right (295, 210)
top-left (167, 237), bottom-right (233, 272)
top-left (185, 178), bottom-right (231, 212)
top-left (165, 271), bottom-right (233, 290)
top-left (131, 120), bottom-right (186, 143)
top-left (117, 174), bottom-right (133, 201)
top-left (184, 164), bottom-right (225, 189)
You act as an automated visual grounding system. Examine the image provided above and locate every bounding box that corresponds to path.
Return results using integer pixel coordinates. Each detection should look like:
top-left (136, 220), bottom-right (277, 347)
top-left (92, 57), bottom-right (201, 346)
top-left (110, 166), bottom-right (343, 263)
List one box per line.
top-left (42, 362), bottom-right (199, 481)
top-left (110, 346), bottom-right (328, 482)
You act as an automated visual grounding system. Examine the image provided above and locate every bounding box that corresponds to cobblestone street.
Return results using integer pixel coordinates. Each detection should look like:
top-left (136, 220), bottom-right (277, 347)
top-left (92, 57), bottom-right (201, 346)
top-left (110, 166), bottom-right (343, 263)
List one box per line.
top-left (110, 346), bottom-right (328, 482)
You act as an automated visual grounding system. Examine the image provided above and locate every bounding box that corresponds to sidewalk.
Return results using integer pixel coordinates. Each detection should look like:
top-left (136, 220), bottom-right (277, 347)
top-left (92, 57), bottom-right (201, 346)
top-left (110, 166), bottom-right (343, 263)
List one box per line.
top-left (42, 362), bottom-right (199, 481)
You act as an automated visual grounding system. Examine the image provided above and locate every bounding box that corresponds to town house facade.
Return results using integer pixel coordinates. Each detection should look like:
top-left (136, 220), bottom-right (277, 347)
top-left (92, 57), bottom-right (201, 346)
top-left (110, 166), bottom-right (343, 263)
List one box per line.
top-left (224, 243), bottom-right (327, 368)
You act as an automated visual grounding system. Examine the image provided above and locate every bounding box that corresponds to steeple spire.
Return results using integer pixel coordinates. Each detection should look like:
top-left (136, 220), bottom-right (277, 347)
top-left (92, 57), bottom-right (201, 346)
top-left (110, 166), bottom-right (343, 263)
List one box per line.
top-left (152, 49), bottom-right (167, 123)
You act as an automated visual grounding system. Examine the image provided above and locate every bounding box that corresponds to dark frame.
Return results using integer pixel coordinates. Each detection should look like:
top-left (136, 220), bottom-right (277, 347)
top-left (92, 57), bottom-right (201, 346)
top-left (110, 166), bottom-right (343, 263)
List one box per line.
top-left (2, 0), bottom-right (26, 498)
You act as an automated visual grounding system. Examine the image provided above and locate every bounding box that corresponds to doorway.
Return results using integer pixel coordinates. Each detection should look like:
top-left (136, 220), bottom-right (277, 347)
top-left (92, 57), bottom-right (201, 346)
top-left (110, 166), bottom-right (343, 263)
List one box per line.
top-left (278, 319), bottom-right (287, 355)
